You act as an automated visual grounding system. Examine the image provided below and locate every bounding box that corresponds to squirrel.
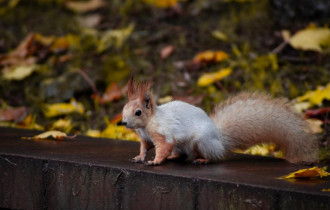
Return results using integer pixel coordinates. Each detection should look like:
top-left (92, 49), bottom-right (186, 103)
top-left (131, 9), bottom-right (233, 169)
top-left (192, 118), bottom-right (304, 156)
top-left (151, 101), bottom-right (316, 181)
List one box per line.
top-left (122, 77), bottom-right (318, 166)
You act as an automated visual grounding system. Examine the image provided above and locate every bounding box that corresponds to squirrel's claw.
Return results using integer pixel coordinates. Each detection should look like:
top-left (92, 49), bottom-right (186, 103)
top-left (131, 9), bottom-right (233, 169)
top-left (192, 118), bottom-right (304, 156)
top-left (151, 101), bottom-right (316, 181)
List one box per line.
top-left (129, 156), bottom-right (145, 164)
top-left (145, 160), bottom-right (161, 166)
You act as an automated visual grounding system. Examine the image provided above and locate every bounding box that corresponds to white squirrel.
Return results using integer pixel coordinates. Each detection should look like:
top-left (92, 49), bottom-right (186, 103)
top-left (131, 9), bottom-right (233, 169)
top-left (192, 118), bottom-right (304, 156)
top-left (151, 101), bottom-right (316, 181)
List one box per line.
top-left (122, 77), bottom-right (318, 166)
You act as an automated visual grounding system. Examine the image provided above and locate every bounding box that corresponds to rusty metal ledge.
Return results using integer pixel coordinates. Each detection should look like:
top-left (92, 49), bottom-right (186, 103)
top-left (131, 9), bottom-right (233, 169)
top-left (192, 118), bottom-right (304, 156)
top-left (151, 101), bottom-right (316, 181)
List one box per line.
top-left (0, 127), bottom-right (329, 210)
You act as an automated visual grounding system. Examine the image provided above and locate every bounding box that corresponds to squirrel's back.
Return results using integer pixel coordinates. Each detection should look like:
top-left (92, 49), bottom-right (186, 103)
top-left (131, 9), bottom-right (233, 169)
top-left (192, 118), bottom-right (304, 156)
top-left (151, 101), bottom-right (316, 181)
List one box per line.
top-left (211, 92), bottom-right (318, 163)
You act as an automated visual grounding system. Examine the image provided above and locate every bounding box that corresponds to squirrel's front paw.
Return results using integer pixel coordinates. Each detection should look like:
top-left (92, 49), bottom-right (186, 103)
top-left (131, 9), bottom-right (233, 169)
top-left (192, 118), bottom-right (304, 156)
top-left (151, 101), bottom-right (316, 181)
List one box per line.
top-left (129, 155), bottom-right (145, 164)
top-left (145, 160), bottom-right (161, 166)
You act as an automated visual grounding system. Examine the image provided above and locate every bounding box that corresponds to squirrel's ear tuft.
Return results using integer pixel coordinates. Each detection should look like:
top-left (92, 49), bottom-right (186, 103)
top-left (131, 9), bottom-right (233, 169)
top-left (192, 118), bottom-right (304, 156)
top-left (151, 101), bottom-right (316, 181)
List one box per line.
top-left (127, 75), bottom-right (138, 100)
top-left (127, 75), bottom-right (153, 102)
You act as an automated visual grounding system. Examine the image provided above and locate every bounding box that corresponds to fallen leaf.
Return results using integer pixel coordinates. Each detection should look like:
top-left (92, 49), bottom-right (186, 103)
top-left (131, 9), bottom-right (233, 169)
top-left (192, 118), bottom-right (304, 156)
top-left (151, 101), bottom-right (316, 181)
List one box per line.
top-left (97, 24), bottom-right (134, 52)
top-left (17, 114), bottom-right (43, 130)
top-left (297, 83), bottom-right (330, 106)
top-left (50, 37), bottom-right (70, 53)
top-left (305, 107), bottom-right (330, 122)
top-left (43, 98), bottom-right (85, 118)
top-left (278, 167), bottom-right (330, 179)
top-left (5, 33), bottom-right (35, 59)
top-left (285, 27), bottom-right (330, 52)
top-left (51, 118), bottom-right (73, 133)
top-left (22, 130), bottom-right (76, 141)
top-left (197, 67), bottom-right (232, 87)
top-left (110, 113), bottom-right (123, 124)
top-left (322, 189), bottom-right (330, 192)
top-left (101, 124), bottom-right (139, 141)
top-left (160, 45), bottom-right (175, 59)
top-left (193, 50), bottom-right (229, 65)
top-left (306, 119), bottom-right (323, 133)
top-left (86, 129), bottom-right (101, 138)
top-left (65, 0), bottom-right (106, 13)
top-left (34, 33), bottom-right (55, 46)
top-left (2, 65), bottom-right (39, 81)
top-left (234, 143), bottom-right (281, 157)
top-left (143, 0), bottom-right (178, 8)
top-left (158, 96), bottom-right (173, 104)
top-left (292, 102), bottom-right (310, 113)
top-left (212, 30), bottom-right (228, 41)
top-left (92, 83), bottom-right (125, 104)
top-left (0, 33), bottom-right (36, 66)
top-left (77, 14), bottom-right (102, 28)
top-left (0, 106), bottom-right (27, 122)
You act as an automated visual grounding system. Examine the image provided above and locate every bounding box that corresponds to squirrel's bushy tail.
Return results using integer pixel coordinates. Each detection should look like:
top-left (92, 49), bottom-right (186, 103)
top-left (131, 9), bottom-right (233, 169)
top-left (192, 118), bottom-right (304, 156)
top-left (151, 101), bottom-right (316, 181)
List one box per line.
top-left (211, 92), bottom-right (318, 163)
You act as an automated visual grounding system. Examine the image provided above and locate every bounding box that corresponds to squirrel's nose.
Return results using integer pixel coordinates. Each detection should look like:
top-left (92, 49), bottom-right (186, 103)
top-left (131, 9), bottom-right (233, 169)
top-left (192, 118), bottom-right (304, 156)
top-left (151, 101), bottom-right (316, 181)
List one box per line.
top-left (122, 121), bottom-right (127, 126)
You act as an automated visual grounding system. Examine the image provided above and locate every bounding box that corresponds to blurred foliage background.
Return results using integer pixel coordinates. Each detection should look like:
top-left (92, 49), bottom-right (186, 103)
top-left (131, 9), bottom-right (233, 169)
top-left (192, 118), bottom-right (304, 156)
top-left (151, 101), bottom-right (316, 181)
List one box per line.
top-left (0, 0), bottom-right (329, 160)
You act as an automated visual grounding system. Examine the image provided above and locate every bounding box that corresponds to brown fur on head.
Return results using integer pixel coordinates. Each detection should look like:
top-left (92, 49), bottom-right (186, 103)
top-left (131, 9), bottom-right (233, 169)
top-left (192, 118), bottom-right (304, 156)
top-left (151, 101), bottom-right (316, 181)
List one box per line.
top-left (122, 76), bottom-right (155, 129)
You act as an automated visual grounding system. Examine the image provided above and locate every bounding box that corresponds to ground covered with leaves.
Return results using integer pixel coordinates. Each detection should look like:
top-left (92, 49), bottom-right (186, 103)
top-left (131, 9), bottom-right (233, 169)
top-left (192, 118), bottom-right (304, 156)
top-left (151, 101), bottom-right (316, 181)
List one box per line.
top-left (0, 0), bottom-right (329, 161)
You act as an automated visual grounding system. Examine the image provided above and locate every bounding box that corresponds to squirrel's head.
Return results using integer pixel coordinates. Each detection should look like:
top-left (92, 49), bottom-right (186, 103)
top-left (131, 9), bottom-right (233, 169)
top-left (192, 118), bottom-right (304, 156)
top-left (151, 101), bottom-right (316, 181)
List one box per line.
top-left (122, 76), bottom-right (154, 129)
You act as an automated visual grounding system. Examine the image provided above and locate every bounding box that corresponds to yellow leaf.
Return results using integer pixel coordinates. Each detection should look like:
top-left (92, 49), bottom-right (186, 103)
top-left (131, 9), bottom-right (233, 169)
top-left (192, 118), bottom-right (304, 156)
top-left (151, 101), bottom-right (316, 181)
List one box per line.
top-left (212, 30), bottom-right (228, 41)
top-left (234, 143), bottom-right (279, 157)
top-left (101, 124), bottom-right (139, 141)
top-left (158, 96), bottom-right (173, 104)
top-left (193, 50), bottom-right (229, 64)
top-left (18, 114), bottom-right (43, 130)
top-left (50, 37), bottom-right (70, 53)
top-left (278, 167), bottom-right (330, 179)
top-left (143, 0), bottom-right (178, 8)
top-left (97, 24), bottom-right (134, 52)
top-left (86, 129), bottom-right (101, 138)
top-left (297, 83), bottom-right (330, 106)
top-left (197, 68), bottom-right (232, 87)
top-left (322, 189), bottom-right (330, 192)
top-left (51, 118), bottom-right (72, 133)
top-left (292, 102), bottom-right (310, 113)
top-left (288, 27), bottom-right (330, 52)
top-left (43, 98), bottom-right (85, 118)
top-left (2, 65), bottom-right (39, 81)
top-left (214, 51), bottom-right (229, 62)
top-left (22, 131), bottom-right (76, 141)
top-left (34, 33), bottom-right (55, 46)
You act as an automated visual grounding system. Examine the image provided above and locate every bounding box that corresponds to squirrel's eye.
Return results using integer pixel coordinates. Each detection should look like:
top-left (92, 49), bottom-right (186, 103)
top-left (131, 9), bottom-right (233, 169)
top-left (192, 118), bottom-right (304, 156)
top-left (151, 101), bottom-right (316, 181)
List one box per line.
top-left (135, 110), bottom-right (142, 116)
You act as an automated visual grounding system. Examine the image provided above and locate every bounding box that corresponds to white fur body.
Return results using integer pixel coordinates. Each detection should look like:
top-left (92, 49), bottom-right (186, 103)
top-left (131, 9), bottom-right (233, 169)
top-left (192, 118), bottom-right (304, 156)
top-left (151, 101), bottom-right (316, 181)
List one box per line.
top-left (136, 101), bottom-right (226, 160)
top-left (123, 76), bottom-right (317, 164)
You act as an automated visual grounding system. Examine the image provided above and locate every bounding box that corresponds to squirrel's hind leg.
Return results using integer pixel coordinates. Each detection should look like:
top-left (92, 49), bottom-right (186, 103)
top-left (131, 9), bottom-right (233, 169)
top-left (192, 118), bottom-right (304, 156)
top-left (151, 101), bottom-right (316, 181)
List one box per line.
top-left (167, 148), bottom-right (186, 161)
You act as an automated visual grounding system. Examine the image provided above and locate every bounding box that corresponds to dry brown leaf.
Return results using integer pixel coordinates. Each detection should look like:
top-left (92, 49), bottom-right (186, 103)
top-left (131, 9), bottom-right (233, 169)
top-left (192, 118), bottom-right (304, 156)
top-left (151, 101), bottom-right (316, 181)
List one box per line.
top-left (110, 112), bottom-right (123, 124)
top-left (77, 14), bottom-right (102, 28)
top-left (22, 131), bottom-right (76, 141)
top-left (160, 45), bottom-right (175, 59)
top-left (66, 0), bottom-right (106, 13)
top-left (0, 33), bottom-right (35, 66)
top-left (92, 83), bottom-right (126, 104)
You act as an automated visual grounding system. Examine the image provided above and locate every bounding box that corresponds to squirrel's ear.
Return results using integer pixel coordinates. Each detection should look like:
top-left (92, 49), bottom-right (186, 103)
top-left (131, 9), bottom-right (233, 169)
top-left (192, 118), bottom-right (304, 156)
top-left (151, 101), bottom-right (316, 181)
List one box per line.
top-left (138, 80), bottom-right (153, 109)
top-left (143, 92), bottom-right (153, 109)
